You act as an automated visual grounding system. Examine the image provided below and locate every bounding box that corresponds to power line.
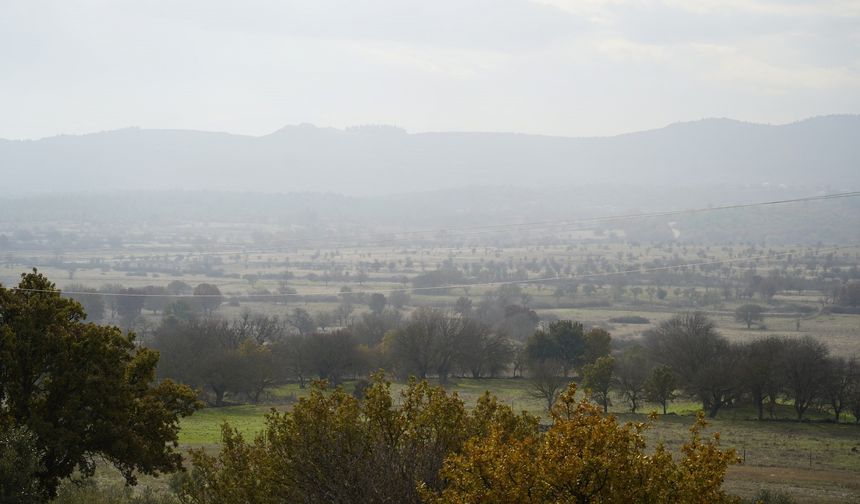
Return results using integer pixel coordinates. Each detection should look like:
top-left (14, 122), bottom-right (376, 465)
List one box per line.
top-left (8, 244), bottom-right (854, 299)
top-left (4, 190), bottom-right (859, 264)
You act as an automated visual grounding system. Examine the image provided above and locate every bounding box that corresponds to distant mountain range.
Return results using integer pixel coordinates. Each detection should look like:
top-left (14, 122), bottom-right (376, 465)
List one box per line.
top-left (2, 115), bottom-right (858, 196)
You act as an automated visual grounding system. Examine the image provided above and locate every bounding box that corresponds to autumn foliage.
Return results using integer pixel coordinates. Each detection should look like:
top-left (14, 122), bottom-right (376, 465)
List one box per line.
top-left (178, 375), bottom-right (738, 503)
top-left (429, 384), bottom-right (739, 503)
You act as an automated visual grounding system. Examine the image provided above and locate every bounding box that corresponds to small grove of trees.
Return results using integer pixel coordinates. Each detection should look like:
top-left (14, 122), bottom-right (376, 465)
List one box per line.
top-left (385, 307), bottom-right (513, 383)
top-left (524, 321), bottom-right (610, 378)
top-left (152, 316), bottom-right (365, 405)
top-left (523, 321), bottom-right (612, 410)
top-left (150, 306), bottom-right (520, 406)
top-left (643, 312), bottom-right (860, 421)
top-left (516, 311), bottom-right (860, 422)
top-left (0, 271), bottom-right (199, 500)
top-left (643, 312), bottom-right (737, 418)
top-left (176, 376), bottom-right (739, 504)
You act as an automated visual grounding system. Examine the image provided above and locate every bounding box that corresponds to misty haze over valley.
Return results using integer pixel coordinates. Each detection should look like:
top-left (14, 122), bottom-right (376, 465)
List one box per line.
top-left (3, 1), bottom-right (860, 503)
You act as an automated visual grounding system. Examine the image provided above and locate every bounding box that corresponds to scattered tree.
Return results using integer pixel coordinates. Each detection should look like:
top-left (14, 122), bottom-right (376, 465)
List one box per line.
top-left (582, 355), bottom-right (615, 413)
top-left (644, 365), bottom-right (677, 414)
top-left (735, 304), bottom-right (765, 329)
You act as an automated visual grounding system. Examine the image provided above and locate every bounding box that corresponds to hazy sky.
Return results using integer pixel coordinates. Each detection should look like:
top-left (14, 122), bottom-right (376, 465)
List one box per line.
top-left (2, 0), bottom-right (858, 140)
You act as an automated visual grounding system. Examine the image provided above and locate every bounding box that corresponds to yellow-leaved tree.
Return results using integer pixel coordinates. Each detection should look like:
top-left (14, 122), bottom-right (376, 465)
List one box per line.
top-left (425, 383), bottom-right (739, 504)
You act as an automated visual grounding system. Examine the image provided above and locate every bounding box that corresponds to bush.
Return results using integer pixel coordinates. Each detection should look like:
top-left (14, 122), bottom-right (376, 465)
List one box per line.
top-left (608, 315), bottom-right (651, 324)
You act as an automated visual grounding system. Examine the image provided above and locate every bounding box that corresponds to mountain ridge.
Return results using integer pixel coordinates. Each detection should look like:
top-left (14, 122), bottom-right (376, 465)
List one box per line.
top-left (3, 115), bottom-right (858, 196)
top-left (5, 114), bottom-right (857, 142)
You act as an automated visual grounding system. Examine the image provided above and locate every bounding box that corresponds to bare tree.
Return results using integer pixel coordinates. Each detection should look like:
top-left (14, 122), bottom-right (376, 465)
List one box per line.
top-left (738, 336), bottom-right (785, 420)
top-left (613, 347), bottom-right (648, 413)
top-left (822, 356), bottom-right (858, 422)
top-left (528, 359), bottom-right (567, 412)
top-left (643, 312), bottom-right (737, 417)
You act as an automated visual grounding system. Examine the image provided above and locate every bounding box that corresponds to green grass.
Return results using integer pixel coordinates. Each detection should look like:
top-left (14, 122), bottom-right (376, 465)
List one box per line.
top-left (178, 404), bottom-right (276, 445)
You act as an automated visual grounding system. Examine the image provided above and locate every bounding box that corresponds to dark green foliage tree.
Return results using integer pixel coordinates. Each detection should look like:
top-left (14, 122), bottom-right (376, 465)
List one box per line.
top-left (734, 304), bottom-right (764, 329)
top-left (524, 329), bottom-right (559, 365)
top-left (525, 320), bottom-right (590, 377)
top-left (583, 327), bottom-right (612, 365)
top-left (0, 271), bottom-right (199, 499)
top-left (548, 320), bottom-right (585, 377)
top-left (644, 365), bottom-right (677, 414)
top-left (368, 293), bottom-right (387, 315)
top-left (192, 283), bottom-right (222, 315)
top-left (582, 355), bottom-right (615, 413)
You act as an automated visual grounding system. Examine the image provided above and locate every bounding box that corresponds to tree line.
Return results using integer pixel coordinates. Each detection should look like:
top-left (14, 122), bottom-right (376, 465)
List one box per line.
top-left (606, 312), bottom-right (860, 421)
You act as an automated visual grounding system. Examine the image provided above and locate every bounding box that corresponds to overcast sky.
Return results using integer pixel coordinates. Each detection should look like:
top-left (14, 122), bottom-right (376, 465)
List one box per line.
top-left (2, 0), bottom-right (858, 140)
